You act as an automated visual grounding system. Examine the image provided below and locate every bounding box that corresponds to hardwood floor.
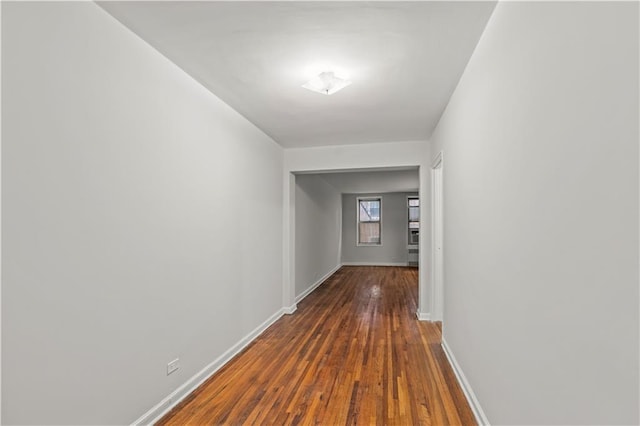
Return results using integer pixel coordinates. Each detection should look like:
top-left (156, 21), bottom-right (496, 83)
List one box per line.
top-left (157, 266), bottom-right (476, 425)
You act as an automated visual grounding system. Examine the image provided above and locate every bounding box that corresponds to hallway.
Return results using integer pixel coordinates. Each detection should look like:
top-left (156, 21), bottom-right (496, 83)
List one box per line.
top-left (3, 2), bottom-right (637, 423)
top-left (158, 266), bottom-right (475, 425)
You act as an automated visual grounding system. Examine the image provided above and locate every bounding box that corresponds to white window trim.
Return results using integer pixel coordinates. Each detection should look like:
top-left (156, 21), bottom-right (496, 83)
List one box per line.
top-left (407, 195), bottom-right (420, 247)
top-left (356, 196), bottom-right (383, 247)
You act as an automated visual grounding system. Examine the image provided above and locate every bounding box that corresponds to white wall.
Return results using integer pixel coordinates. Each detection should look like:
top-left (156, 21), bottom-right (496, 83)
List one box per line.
top-left (283, 141), bottom-right (430, 315)
top-left (2, 3), bottom-right (283, 424)
top-left (0, 3), bottom-right (4, 422)
top-left (284, 141), bottom-right (428, 173)
top-left (320, 169), bottom-right (419, 194)
top-left (341, 192), bottom-right (417, 265)
top-left (294, 175), bottom-right (342, 299)
top-left (430, 2), bottom-right (638, 424)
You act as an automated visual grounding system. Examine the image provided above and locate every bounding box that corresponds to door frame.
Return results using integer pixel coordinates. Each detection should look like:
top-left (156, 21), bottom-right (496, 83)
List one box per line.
top-left (431, 151), bottom-right (444, 321)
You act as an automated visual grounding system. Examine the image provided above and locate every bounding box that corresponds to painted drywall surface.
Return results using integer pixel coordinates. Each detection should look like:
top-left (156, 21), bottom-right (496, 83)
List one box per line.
top-left (284, 140), bottom-right (428, 173)
top-left (341, 193), bottom-right (418, 265)
top-left (320, 169), bottom-right (419, 194)
top-left (294, 175), bottom-right (342, 298)
top-left (2, 3), bottom-right (283, 424)
top-left (430, 2), bottom-right (639, 424)
top-left (0, 3), bottom-right (4, 423)
top-left (283, 141), bottom-right (431, 315)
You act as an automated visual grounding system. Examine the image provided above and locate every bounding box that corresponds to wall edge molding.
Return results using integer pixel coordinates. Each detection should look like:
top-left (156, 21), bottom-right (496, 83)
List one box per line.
top-left (295, 264), bottom-right (342, 304)
top-left (441, 338), bottom-right (491, 426)
top-left (341, 262), bottom-right (409, 267)
top-left (415, 311), bottom-right (431, 321)
top-left (282, 304), bottom-right (297, 315)
top-left (131, 307), bottom-right (287, 426)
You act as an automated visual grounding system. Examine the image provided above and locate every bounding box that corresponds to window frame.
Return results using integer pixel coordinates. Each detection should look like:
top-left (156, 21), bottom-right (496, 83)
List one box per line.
top-left (356, 196), bottom-right (383, 246)
top-left (407, 196), bottom-right (420, 246)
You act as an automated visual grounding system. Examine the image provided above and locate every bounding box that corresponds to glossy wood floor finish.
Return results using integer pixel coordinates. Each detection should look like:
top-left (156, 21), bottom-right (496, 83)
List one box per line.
top-left (158, 266), bottom-right (476, 426)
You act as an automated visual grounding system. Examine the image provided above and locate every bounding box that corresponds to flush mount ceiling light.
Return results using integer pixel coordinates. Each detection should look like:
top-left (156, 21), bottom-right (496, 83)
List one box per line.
top-left (302, 71), bottom-right (351, 95)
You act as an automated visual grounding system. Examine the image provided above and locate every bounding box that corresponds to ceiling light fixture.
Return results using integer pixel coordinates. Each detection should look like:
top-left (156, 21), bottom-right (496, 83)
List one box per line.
top-left (302, 71), bottom-right (351, 95)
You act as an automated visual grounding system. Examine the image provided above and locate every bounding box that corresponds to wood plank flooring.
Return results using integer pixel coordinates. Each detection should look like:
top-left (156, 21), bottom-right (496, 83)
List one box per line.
top-left (157, 266), bottom-right (476, 425)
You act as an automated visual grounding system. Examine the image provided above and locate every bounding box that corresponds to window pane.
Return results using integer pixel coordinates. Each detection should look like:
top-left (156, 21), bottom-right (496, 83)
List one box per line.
top-left (359, 222), bottom-right (380, 244)
top-left (359, 200), bottom-right (380, 222)
top-left (409, 206), bottom-right (419, 221)
top-left (408, 198), bottom-right (420, 207)
top-left (409, 221), bottom-right (420, 229)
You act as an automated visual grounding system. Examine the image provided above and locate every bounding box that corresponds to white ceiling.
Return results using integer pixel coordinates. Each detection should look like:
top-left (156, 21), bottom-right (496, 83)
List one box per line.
top-left (316, 169), bottom-right (419, 194)
top-left (100, 1), bottom-right (496, 148)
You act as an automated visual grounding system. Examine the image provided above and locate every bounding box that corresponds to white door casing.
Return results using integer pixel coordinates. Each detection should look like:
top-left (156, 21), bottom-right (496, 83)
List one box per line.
top-left (431, 152), bottom-right (443, 321)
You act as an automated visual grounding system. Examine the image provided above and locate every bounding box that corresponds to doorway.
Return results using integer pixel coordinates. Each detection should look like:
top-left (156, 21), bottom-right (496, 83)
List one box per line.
top-left (283, 164), bottom-right (427, 315)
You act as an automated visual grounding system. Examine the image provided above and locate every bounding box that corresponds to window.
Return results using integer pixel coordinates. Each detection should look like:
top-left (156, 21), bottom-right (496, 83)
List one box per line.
top-left (357, 197), bottom-right (381, 245)
top-left (408, 197), bottom-right (419, 244)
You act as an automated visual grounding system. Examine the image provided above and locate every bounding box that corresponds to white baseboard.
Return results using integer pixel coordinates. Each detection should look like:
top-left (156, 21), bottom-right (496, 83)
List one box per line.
top-left (415, 311), bottom-right (431, 321)
top-left (341, 262), bottom-right (408, 267)
top-left (282, 304), bottom-right (297, 314)
top-left (441, 338), bottom-right (490, 426)
top-left (295, 264), bottom-right (341, 304)
top-left (131, 308), bottom-right (287, 425)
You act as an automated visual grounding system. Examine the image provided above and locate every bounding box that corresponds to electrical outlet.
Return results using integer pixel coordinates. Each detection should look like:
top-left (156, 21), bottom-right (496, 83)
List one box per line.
top-left (167, 358), bottom-right (180, 376)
